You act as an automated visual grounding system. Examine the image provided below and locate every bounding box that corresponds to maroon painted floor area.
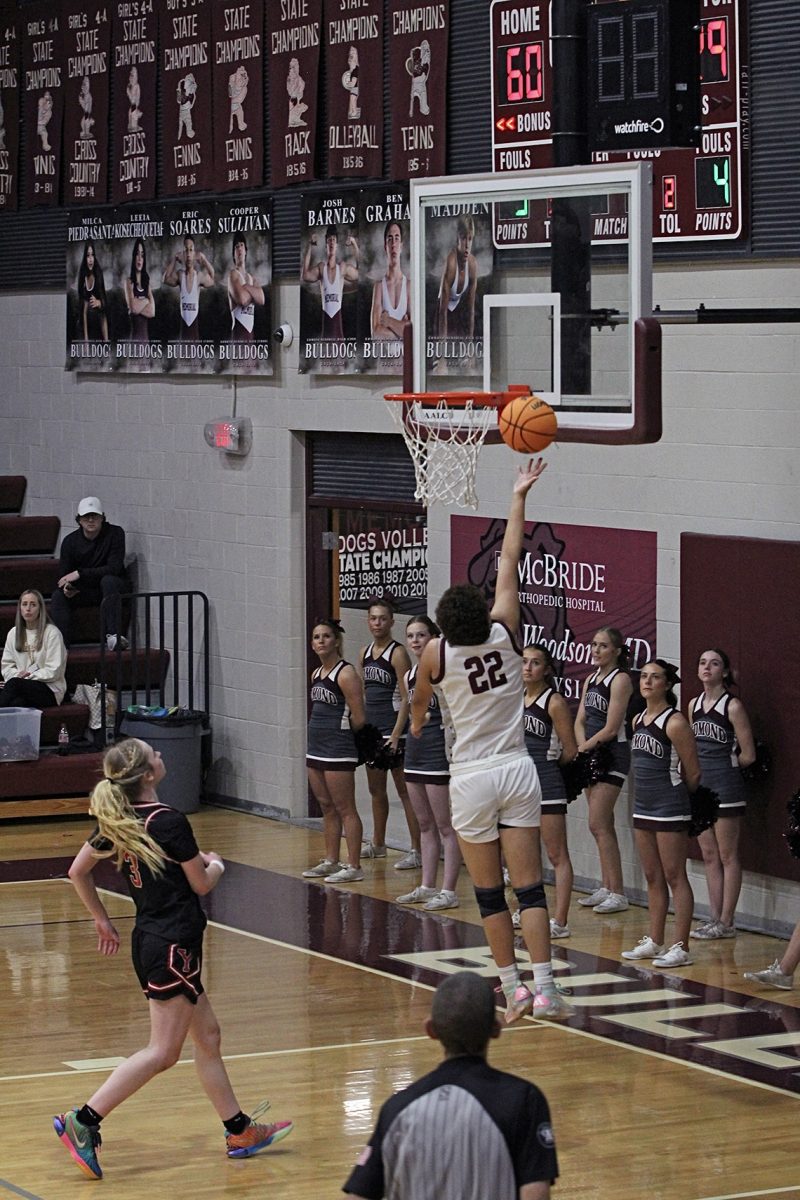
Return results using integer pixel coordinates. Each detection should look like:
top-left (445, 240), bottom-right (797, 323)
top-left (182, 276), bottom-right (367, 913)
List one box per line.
top-left (7, 856), bottom-right (800, 1095)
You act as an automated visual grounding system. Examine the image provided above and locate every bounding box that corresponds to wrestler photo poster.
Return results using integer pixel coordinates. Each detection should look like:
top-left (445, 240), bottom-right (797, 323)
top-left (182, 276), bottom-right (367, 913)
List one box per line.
top-left (300, 192), bottom-right (361, 375)
top-left (66, 210), bottom-right (117, 368)
top-left (423, 202), bottom-right (495, 380)
top-left (360, 185), bottom-right (410, 377)
top-left (452, 516), bottom-right (657, 705)
top-left (215, 198), bottom-right (273, 375)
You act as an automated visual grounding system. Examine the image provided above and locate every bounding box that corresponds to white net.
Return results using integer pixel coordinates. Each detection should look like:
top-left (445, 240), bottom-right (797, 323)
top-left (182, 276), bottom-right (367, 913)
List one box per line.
top-left (386, 396), bottom-right (496, 509)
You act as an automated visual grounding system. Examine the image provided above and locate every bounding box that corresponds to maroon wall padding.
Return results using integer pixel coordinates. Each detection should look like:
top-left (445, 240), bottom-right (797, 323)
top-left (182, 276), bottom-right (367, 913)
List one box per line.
top-left (681, 533), bottom-right (800, 884)
top-left (0, 516), bottom-right (60, 555)
top-left (0, 477), bottom-right (26, 513)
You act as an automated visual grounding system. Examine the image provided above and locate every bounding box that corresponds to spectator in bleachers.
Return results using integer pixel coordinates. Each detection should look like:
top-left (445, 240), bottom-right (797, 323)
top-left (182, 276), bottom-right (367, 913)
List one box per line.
top-left (1, 589), bottom-right (67, 709)
top-left (50, 497), bottom-right (130, 649)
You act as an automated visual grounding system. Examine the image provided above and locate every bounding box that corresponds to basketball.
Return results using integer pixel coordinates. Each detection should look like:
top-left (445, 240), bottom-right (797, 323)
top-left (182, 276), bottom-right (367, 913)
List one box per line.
top-left (497, 393), bottom-right (558, 454)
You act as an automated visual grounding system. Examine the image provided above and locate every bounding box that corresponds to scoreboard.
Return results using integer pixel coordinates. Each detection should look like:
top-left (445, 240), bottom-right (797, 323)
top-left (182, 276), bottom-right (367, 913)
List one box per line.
top-left (490, 0), bottom-right (749, 246)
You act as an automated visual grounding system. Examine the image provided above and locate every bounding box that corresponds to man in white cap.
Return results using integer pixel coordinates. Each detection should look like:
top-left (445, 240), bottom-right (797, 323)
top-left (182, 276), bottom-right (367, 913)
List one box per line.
top-left (50, 497), bottom-right (130, 648)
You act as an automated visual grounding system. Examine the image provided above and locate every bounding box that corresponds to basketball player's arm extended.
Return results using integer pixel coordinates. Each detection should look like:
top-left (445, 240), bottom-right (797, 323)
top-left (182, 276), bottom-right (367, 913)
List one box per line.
top-left (490, 458), bottom-right (548, 628)
top-left (409, 639), bottom-right (438, 736)
top-left (666, 712), bottom-right (701, 792)
top-left (68, 842), bottom-right (121, 956)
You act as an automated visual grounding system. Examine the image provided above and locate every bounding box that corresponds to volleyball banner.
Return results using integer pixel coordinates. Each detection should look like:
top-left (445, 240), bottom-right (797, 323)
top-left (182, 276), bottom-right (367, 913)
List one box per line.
top-left (324, 0), bottom-right (382, 180)
top-left (267, 0), bottom-right (321, 189)
top-left (423, 201), bottom-right (495, 379)
top-left (62, 0), bottom-right (111, 206)
top-left (451, 517), bottom-right (657, 703)
top-left (111, 0), bottom-right (157, 203)
top-left (0, 5), bottom-right (20, 211)
top-left (388, 0), bottom-right (449, 181)
top-left (158, 0), bottom-right (213, 197)
top-left (22, 2), bottom-right (64, 206)
top-left (211, 0), bottom-right (263, 193)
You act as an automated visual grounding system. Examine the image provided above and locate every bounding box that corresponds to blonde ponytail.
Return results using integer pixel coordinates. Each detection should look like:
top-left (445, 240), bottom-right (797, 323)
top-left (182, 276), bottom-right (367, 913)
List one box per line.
top-left (90, 739), bottom-right (165, 875)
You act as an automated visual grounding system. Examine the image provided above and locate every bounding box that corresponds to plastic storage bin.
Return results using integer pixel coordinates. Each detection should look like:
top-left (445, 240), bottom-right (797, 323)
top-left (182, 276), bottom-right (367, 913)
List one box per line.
top-left (119, 710), bottom-right (205, 813)
top-left (0, 707), bottom-right (42, 761)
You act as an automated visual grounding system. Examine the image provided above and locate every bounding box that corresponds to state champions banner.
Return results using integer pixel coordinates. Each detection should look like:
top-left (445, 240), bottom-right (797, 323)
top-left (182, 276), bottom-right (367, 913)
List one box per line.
top-left (211, 0), bottom-right (264, 193)
top-left (111, 0), bottom-right (157, 204)
top-left (158, 0), bottom-right (214, 197)
top-left (324, 0), bottom-right (382, 180)
top-left (0, 4), bottom-right (20, 211)
top-left (66, 199), bottom-right (273, 375)
top-left (451, 517), bottom-right (657, 704)
top-left (388, 0), bottom-right (448, 181)
top-left (267, 0), bottom-right (321, 189)
top-left (61, 0), bottom-right (111, 207)
top-left (22, 2), bottom-right (64, 206)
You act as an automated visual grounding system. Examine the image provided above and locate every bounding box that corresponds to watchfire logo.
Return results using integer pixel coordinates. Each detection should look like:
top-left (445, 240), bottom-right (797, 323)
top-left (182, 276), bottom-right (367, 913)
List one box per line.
top-left (613, 117), bottom-right (664, 135)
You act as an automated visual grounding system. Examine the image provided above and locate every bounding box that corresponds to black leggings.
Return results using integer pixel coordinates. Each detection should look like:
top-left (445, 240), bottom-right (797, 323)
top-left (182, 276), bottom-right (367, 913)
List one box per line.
top-left (0, 678), bottom-right (57, 709)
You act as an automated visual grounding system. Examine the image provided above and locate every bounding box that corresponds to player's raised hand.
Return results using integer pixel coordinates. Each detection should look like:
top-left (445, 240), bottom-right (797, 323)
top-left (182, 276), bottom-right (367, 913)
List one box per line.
top-left (513, 457), bottom-right (547, 496)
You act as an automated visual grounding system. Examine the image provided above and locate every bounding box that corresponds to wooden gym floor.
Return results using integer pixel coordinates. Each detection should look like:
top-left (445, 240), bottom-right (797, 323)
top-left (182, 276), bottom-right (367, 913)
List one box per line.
top-left (1, 808), bottom-right (799, 1200)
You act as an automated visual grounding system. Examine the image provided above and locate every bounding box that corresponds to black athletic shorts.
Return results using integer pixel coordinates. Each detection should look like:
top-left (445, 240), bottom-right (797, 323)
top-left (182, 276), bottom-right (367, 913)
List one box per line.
top-left (131, 928), bottom-right (205, 1004)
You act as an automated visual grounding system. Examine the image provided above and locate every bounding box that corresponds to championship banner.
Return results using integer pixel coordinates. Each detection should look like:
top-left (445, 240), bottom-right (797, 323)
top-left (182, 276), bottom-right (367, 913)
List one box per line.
top-left (66, 209), bottom-right (116, 368)
top-left (324, 0), bottom-right (382, 180)
top-left (159, 0), bottom-right (213, 197)
top-left (62, 0), bottom-right (111, 206)
top-left (22, 3), bottom-right (64, 206)
top-left (111, 0), bottom-right (157, 204)
top-left (212, 0), bottom-right (263, 193)
top-left (0, 6), bottom-right (20, 211)
top-left (423, 201), bottom-right (494, 379)
top-left (388, 0), bottom-right (448, 181)
top-left (337, 511), bottom-right (428, 617)
top-left (159, 203), bottom-right (217, 371)
top-left (452, 517), bottom-right (657, 702)
top-left (111, 205), bottom-right (165, 372)
top-left (215, 198), bottom-right (273, 375)
top-left (300, 192), bottom-right (360, 375)
top-left (267, 0), bottom-right (321, 189)
top-left (361, 185), bottom-right (410, 376)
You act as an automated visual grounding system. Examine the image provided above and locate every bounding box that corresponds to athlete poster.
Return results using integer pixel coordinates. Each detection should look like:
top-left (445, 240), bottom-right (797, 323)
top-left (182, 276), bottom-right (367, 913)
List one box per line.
top-left (212, 0), bottom-right (263, 193)
top-left (111, 0), bottom-right (157, 204)
top-left (159, 203), bottom-right (217, 371)
top-left (424, 201), bottom-right (494, 379)
top-left (267, 0), bottom-right (321, 189)
top-left (111, 205), bottom-right (165, 372)
top-left (388, 0), bottom-right (448, 181)
top-left (215, 198), bottom-right (273, 375)
top-left (66, 210), bottom-right (116, 368)
top-left (300, 193), bottom-right (360, 374)
top-left (158, 0), bottom-right (213, 197)
top-left (62, 0), bottom-right (111, 206)
top-left (22, 3), bottom-right (64, 206)
top-left (452, 518), bottom-right (657, 703)
top-left (361, 185), bottom-right (410, 377)
top-left (324, 0), bottom-right (382, 180)
top-left (0, 6), bottom-right (20, 211)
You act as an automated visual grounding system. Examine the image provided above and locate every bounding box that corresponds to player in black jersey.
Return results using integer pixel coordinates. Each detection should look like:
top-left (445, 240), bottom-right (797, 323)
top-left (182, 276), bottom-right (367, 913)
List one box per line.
top-left (53, 738), bottom-right (293, 1180)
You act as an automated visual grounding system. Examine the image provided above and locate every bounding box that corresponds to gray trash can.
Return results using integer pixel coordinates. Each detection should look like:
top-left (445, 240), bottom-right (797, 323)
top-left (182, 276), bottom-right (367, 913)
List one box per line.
top-left (120, 710), bottom-right (206, 813)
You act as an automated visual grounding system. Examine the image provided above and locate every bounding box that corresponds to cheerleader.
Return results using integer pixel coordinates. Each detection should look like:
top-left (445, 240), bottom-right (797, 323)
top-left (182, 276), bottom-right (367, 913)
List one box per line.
top-left (745, 917), bottom-right (800, 991)
top-left (303, 620), bottom-right (365, 883)
top-left (522, 644), bottom-right (578, 937)
top-left (359, 598), bottom-right (421, 868)
top-left (622, 661), bottom-right (701, 968)
top-left (689, 648), bottom-right (756, 940)
top-left (396, 617), bottom-right (462, 910)
top-left (574, 627), bottom-right (633, 913)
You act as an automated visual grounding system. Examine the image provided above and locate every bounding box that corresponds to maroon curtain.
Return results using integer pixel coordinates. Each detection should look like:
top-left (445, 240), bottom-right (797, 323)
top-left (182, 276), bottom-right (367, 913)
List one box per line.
top-left (61, 0), bottom-right (111, 206)
top-left (267, 0), bottom-right (321, 188)
top-left (211, 0), bottom-right (264, 192)
top-left (324, 0), bottom-right (382, 180)
top-left (111, 0), bottom-right (157, 203)
top-left (388, 0), bottom-right (449, 181)
top-left (158, 0), bottom-right (214, 197)
top-left (0, 4), bottom-right (20, 210)
top-left (22, 3), bottom-right (65, 206)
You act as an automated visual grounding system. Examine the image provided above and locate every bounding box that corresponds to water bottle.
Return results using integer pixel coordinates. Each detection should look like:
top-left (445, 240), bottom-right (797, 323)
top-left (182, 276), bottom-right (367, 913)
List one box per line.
top-left (58, 724), bottom-right (69, 755)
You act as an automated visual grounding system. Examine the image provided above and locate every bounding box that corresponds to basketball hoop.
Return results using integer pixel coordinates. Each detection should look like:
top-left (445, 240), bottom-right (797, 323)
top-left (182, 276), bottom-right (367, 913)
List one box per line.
top-left (385, 390), bottom-right (518, 509)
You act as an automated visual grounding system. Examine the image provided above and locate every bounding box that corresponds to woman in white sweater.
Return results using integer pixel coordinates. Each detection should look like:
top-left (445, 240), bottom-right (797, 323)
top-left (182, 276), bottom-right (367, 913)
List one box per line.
top-left (1, 590), bottom-right (67, 708)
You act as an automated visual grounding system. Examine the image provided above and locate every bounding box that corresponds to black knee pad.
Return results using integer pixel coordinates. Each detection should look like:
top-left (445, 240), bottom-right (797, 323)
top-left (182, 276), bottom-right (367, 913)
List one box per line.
top-left (474, 885), bottom-right (508, 919)
top-left (514, 882), bottom-right (547, 911)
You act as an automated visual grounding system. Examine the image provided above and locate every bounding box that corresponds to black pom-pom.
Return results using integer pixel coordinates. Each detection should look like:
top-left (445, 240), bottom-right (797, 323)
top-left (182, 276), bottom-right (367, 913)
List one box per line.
top-left (353, 723), bottom-right (384, 766)
top-left (785, 826), bottom-right (800, 860)
top-left (560, 755), bottom-right (590, 803)
top-left (740, 740), bottom-right (772, 783)
top-left (688, 784), bottom-right (719, 837)
top-left (787, 789), bottom-right (800, 827)
top-left (370, 739), bottom-right (405, 772)
top-left (587, 742), bottom-right (613, 787)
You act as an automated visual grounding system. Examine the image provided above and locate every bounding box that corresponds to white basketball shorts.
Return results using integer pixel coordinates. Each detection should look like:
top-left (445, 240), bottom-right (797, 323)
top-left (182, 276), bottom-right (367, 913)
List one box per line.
top-left (449, 752), bottom-right (541, 843)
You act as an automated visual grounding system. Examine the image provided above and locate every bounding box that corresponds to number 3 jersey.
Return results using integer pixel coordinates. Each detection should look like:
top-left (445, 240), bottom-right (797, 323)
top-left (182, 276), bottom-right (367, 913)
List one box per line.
top-left (432, 622), bottom-right (526, 767)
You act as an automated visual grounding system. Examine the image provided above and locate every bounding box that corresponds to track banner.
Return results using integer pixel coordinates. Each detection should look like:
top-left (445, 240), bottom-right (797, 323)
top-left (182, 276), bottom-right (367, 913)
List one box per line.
top-left (267, 0), bottom-right (321, 188)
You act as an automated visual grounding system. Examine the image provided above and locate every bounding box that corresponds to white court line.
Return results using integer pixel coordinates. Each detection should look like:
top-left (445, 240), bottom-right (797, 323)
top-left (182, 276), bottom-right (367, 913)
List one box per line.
top-left (695, 1187), bottom-right (800, 1199)
top-left (3, 882), bottom-right (799, 1103)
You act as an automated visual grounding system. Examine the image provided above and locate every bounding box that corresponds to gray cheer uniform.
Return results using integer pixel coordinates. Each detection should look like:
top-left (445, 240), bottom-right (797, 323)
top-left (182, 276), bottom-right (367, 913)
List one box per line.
top-left (363, 640), bottom-right (406, 763)
top-left (630, 708), bottom-right (691, 832)
top-left (691, 693), bottom-right (746, 814)
top-left (583, 667), bottom-right (631, 786)
top-left (404, 663), bottom-right (449, 785)
top-left (523, 689), bottom-right (567, 815)
top-left (306, 659), bottom-right (358, 771)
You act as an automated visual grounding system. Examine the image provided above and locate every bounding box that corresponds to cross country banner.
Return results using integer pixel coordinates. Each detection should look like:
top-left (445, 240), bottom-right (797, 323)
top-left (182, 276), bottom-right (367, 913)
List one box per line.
top-left (61, 0), bottom-right (111, 206)
top-left (215, 198), bottom-right (273, 375)
top-left (158, 0), bottom-right (213, 197)
top-left (22, 2), bottom-right (64, 206)
top-left (111, 0), bottom-right (157, 204)
top-left (0, 5), bottom-right (20, 210)
top-left (267, 0), bottom-right (321, 189)
top-left (388, 0), bottom-right (448, 181)
top-left (211, 0), bottom-right (264, 193)
top-left (300, 192), bottom-right (360, 375)
top-left (360, 185), bottom-right (410, 377)
top-left (423, 201), bottom-right (494, 379)
top-left (324, 0), bottom-right (382, 180)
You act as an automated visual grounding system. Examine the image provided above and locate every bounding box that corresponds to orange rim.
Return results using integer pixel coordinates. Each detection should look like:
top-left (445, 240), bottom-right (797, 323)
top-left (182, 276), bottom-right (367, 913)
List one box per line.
top-left (385, 391), bottom-right (508, 409)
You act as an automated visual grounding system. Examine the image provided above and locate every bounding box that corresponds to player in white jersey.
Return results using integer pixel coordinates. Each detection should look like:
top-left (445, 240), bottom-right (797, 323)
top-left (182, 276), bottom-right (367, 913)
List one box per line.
top-left (227, 233), bottom-right (265, 342)
top-left (411, 459), bottom-right (571, 1023)
top-left (302, 225), bottom-right (359, 340)
top-left (164, 235), bottom-right (215, 342)
top-left (371, 220), bottom-right (410, 341)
